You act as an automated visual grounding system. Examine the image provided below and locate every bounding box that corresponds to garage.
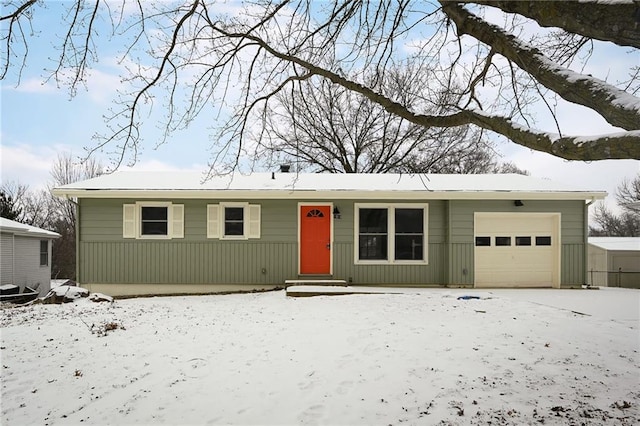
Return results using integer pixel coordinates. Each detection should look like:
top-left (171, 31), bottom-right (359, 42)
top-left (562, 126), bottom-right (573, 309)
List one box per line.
top-left (474, 213), bottom-right (561, 288)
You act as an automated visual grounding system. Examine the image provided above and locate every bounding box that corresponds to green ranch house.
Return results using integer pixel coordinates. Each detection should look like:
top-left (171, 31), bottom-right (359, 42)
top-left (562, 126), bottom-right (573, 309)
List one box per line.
top-left (52, 171), bottom-right (605, 297)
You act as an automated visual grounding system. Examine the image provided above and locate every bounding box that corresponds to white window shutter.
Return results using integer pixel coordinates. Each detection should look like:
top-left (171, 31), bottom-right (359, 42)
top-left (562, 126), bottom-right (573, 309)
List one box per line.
top-left (123, 204), bottom-right (136, 238)
top-left (207, 205), bottom-right (220, 238)
top-left (171, 204), bottom-right (184, 238)
top-left (248, 204), bottom-right (261, 239)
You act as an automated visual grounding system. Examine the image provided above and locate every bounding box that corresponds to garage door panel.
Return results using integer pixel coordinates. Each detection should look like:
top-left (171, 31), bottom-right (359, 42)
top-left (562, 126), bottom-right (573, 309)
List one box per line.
top-left (474, 213), bottom-right (560, 288)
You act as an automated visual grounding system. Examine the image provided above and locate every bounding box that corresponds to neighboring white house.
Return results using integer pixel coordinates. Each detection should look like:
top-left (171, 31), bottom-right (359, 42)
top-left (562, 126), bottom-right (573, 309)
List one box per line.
top-left (0, 217), bottom-right (60, 296)
top-left (587, 237), bottom-right (640, 288)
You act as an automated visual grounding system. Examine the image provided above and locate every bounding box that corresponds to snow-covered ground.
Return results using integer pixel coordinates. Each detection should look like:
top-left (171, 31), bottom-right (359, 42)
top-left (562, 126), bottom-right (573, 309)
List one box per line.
top-left (1, 289), bottom-right (638, 425)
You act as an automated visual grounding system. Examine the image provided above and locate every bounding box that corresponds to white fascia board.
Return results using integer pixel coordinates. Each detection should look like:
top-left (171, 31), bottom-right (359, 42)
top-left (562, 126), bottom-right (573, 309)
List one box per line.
top-left (0, 227), bottom-right (60, 238)
top-left (52, 188), bottom-right (607, 201)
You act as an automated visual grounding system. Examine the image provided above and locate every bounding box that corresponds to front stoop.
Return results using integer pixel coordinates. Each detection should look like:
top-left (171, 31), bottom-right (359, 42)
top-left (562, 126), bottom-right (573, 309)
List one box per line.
top-left (284, 279), bottom-right (347, 288)
top-left (285, 284), bottom-right (413, 297)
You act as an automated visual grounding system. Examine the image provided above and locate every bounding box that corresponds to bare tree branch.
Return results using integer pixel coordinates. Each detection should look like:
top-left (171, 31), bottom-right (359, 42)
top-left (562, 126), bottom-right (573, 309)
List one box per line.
top-left (440, 1), bottom-right (640, 131)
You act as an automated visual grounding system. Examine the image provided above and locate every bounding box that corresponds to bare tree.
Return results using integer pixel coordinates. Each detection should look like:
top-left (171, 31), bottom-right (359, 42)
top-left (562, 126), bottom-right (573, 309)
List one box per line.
top-left (47, 153), bottom-right (103, 279)
top-left (2, 1), bottom-right (638, 173)
top-left (590, 173), bottom-right (640, 237)
top-left (259, 67), bottom-right (516, 173)
top-left (0, 181), bottom-right (50, 226)
top-left (0, 154), bottom-right (103, 278)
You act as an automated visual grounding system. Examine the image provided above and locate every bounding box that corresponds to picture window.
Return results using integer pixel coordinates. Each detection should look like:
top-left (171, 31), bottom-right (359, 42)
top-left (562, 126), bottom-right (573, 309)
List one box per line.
top-left (355, 204), bottom-right (428, 264)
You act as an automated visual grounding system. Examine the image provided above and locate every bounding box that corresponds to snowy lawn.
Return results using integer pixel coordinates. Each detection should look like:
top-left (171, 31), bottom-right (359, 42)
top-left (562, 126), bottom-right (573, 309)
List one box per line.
top-left (1, 289), bottom-right (638, 425)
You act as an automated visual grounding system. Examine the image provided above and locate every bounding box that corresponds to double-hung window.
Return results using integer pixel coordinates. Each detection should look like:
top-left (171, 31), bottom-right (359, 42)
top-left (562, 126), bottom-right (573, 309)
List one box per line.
top-left (122, 202), bottom-right (184, 239)
top-left (141, 206), bottom-right (168, 236)
top-left (39, 240), bottom-right (49, 266)
top-left (207, 203), bottom-right (261, 240)
top-left (355, 203), bottom-right (428, 264)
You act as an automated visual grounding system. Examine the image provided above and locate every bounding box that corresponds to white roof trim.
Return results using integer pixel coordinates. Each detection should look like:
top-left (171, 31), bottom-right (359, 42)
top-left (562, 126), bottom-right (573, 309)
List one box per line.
top-left (588, 237), bottom-right (640, 251)
top-left (52, 171), bottom-right (607, 201)
top-left (0, 218), bottom-right (60, 238)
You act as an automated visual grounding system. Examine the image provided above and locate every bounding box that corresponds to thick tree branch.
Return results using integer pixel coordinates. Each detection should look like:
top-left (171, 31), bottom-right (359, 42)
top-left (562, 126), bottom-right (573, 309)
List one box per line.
top-left (0, 0), bottom-right (36, 22)
top-left (472, 0), bottom-right (640, 49)
top-left (440, 1), bottom-right (640, 131)
top-left (214, 24), bottom-right (640, 160)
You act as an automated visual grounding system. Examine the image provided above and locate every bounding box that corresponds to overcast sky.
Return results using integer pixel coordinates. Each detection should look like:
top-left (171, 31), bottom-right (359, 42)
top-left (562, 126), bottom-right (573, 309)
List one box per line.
top-left (1, 2), bottom-right (638, 214)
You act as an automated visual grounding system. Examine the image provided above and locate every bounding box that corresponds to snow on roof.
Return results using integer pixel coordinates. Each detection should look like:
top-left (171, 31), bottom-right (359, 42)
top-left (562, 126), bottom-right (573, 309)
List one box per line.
top-left (53, 171), bottom-right (606, 200)
top-left (588, 237), bottom-right (640, 252)
top-left (0, 217), bottom-right (60, 238)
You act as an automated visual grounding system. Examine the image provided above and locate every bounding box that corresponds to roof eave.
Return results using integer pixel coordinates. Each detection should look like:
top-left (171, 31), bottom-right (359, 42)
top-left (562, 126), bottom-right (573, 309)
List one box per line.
top-left (51, 188), bottom-right (608, 201)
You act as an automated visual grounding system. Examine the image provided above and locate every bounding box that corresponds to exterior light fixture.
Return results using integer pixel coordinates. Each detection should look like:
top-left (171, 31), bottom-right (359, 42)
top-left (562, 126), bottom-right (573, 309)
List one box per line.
top-left (333, 206), bottom-right (341, 219)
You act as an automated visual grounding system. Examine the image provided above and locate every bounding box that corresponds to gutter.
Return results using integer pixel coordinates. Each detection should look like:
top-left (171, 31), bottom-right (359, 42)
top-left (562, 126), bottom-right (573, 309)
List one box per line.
top-left (51, 188), bottom-right (608, 201)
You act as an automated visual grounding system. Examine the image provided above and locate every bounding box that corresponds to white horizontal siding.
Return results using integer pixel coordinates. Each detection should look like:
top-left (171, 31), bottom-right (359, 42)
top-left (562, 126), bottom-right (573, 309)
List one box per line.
top-left (12, 236), bottom-right (51, 295)
top-left (1, 233), bottom-right (14, 285)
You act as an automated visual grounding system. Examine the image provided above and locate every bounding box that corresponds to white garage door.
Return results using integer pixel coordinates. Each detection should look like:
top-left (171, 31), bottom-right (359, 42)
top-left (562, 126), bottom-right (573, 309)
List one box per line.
top-left (474, 213), bottom-right (561, 288)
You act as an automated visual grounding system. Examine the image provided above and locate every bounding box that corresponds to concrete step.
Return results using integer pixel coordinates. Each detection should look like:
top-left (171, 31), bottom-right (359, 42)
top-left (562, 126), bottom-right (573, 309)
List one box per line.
top-left (284, 279), bottom-right (347, 288)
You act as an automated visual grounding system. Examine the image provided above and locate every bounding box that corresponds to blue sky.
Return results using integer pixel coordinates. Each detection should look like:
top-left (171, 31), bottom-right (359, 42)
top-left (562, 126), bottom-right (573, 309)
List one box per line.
top-left (1, 1), bottom-right (638, 213)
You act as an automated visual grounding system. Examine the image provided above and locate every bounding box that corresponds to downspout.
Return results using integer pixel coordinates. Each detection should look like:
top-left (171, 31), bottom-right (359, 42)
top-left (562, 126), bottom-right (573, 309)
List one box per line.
top-left (584, 198), bottom-right (596, 286)
top-left (65, 196), bottom-right (80, 285)
top-left (12, 233), bottom-right (15, 284)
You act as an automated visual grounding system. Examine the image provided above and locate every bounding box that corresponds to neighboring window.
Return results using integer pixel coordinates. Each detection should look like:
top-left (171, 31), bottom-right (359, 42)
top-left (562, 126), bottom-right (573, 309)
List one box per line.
top-left (516, 236), bottom-right (532, 246)
top-left (40, 240), bottom-right (48, 266)
top-left (122, 202), bottom-right (184, 239)
top-left (359, 208), bottom-right (388, 260)
top-left (355, 204), bottom-right (428, 264)
top-left (475, 236), bottom-right (491, 247)
top-left (224, 206), bottom-right (244, 236)
top-left (495, 236), bottom-right (511, 246)
top-left (395, 208), bottom-right (424, 261)
top-left (536, 236), bottom-right (552, 246)
top-left (141, 206), bottom-right (168, 236)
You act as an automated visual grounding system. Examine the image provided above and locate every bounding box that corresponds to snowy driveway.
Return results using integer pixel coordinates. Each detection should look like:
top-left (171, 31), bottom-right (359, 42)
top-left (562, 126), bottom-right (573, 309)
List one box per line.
top-left (482, 288), bottom-right (640, 325)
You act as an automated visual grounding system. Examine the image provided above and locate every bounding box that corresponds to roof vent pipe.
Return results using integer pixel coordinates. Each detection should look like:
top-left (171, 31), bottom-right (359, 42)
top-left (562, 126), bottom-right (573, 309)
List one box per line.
top-left (280, 164), bottom-right (291, 173)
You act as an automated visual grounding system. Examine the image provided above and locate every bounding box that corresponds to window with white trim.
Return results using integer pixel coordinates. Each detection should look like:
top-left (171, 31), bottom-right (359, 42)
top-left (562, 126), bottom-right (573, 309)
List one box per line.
top-left (39, 240), bottom-right (49, 266)
top-left (122, 202), bottom-right (184, 239)
top-left (355, 203), bottom-right (428, 264)
top-left (207, 203), bottom-right (261, 240)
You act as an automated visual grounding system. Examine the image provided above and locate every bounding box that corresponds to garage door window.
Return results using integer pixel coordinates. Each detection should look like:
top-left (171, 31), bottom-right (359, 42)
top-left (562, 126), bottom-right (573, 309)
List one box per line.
top-left (515, 236), bottom-right (532, 246)
top-left (475, 236), bottom-right (491, 246)
top-left (536, 236), bottom-right (552, 246)
top-left (495, 236), bottom-right (511, 246)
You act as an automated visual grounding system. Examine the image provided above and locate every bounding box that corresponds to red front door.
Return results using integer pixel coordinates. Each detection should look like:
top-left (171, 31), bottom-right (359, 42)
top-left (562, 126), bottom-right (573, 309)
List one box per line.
top-left (300, 205), bottom-right (331, 274)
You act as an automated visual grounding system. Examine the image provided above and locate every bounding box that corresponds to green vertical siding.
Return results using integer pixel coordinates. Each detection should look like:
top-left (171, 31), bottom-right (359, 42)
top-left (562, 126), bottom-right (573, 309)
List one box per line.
top-left (448, 242), bottom-right (474, 285)
top-left (80, 241), bottom-right (297, 284)
top-left (562, 243), bottom-right (586, 285)
top-left (77, 197), bottom-right (586, 287)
